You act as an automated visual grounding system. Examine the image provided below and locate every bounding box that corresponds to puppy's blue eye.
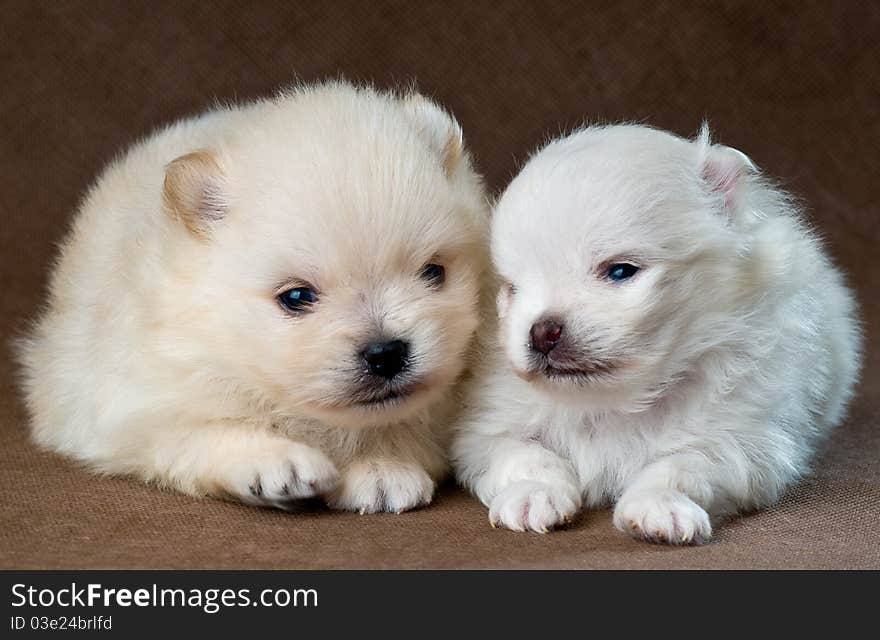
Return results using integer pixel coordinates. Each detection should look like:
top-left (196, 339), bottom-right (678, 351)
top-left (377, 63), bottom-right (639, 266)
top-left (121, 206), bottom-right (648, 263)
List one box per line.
top-left (419, 263), bottom-right (445, 288)
top-left (606, 263), bottom-right (639, 282)
top-left (278, 287), bottom-right (318, 313)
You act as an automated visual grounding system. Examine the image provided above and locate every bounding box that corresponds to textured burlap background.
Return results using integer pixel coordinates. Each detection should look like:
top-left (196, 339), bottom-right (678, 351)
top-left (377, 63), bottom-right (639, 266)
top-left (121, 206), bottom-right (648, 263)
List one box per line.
top-left (1, 1), bottom-right (877, 569)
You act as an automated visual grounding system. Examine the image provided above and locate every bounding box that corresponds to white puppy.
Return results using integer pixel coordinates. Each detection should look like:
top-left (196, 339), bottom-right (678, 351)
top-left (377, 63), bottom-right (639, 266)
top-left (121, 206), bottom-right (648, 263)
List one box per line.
top-left (453, 124), bottom-right (862, 543)
top-left (19, 82), bottom-right (489, 514)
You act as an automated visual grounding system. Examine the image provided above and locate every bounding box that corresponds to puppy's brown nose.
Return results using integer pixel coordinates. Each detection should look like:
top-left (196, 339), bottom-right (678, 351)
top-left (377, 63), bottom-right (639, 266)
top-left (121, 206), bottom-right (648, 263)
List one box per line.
top-left (530, 320), bottom-right (563, 355)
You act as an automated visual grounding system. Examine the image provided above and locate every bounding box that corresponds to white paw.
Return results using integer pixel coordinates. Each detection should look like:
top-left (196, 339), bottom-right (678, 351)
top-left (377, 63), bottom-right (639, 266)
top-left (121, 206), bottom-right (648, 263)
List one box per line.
top-left (488, 480), bottom-right (582, 533)
top-left (223, 442), bottom-right (340, 510)
top-left (327, 461), bottom-right (436, 514)
top-left (613, 489), bottom-right (712, 545)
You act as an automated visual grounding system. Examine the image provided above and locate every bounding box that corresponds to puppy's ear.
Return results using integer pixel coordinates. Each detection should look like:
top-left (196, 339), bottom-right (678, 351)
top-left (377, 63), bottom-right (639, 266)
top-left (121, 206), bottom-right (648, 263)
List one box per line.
top-left (162, 150), bottom-right (227, 238)
top-left (403, 93), bottom-right (464, 178)
top-left (696, 124), bottom-right (757, 214)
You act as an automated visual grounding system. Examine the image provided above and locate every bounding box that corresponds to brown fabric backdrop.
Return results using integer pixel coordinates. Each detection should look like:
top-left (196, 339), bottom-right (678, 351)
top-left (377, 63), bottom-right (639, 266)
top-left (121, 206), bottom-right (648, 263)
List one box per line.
top-left (1, 0), bottom-right (877, 569)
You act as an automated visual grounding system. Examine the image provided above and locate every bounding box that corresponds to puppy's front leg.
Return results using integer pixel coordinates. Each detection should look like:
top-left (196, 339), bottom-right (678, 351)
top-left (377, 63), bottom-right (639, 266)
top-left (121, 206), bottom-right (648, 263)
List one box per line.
top-left (457, 433), bottom-right (582, 533)
top-left (120, 422), bottom-right (339, 510)
top-left (327, 429), bottom-right (446, 514)
top-left (613, 453), bottom-right (720, 545)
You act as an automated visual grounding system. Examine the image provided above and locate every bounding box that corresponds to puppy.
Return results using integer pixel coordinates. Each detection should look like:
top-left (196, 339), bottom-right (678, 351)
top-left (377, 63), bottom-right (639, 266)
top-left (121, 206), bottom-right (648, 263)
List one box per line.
top-left (453, 124), bottom-right (862, 543)
top-left (19, 82), bottom-right (489, 514)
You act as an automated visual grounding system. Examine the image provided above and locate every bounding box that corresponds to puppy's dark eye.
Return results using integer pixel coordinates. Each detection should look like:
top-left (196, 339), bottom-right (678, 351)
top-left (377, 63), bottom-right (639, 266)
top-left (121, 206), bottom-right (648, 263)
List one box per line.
top-left (278, 287), bottom-right (318, 313)
top-left (605, 263), bottom-right (639, 282)
top-left (419, 263), bottom-right (445, 288)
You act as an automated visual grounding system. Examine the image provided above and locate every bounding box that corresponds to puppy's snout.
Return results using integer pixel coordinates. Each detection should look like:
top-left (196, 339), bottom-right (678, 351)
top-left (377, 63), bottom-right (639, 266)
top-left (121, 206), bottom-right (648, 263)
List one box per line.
top-left (529, 319), bottom-right (564, 355)
top-left (362, 339), bottom-right (410, 379)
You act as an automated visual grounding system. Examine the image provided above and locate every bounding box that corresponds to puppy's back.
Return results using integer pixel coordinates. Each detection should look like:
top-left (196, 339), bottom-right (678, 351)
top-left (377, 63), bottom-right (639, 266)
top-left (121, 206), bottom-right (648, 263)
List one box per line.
top-left (17, 102), bottom-right (252, 458)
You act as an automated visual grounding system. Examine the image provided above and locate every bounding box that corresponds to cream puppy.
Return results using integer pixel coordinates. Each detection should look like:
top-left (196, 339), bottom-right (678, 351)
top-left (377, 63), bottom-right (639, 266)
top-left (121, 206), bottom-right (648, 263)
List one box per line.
top-left (453, 124), bottom-right (862, 543)
top-left (20, 82), bottom-right (489, 514)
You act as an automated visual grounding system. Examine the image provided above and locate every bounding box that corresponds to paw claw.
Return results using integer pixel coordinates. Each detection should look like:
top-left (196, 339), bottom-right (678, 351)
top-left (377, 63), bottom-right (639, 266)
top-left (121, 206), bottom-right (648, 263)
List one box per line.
top-left (614, 489), bottom-right (712, 546)
top-left (222, 442), bottom-right (339, 510)
top-left (488, 480), bottom-right (581, 533)
top-left (329, 461), bottom-right (435, 514)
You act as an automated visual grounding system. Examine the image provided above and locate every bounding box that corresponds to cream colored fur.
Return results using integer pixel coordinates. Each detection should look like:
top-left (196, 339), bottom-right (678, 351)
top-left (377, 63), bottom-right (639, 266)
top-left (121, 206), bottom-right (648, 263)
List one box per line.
top-left (19, 82), bottom-right (489, 514)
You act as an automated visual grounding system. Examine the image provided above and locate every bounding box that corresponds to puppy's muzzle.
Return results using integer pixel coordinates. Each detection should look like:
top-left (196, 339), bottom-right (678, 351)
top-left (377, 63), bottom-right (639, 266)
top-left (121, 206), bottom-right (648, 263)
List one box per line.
top-left (529, 318), bottom-right (564, 355)
top-left (523, 319), bottom-right (617, 381)
top-left (361, 339), bottom-right (410, 380)
top-left (351, 338), bottom-right (427, 408)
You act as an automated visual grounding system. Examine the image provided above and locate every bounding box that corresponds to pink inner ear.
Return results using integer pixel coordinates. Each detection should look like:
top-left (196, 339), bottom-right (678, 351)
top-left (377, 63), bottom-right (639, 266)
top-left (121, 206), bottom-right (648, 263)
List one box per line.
top-left (702, 147), bottom-right (751, 210)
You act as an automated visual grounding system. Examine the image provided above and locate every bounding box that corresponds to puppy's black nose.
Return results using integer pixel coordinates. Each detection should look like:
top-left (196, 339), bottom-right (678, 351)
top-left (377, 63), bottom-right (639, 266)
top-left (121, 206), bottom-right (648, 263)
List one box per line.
top-left (530, 319), bottom-right (564, 355)
top-left (362, 339), bottom-right (410, 379)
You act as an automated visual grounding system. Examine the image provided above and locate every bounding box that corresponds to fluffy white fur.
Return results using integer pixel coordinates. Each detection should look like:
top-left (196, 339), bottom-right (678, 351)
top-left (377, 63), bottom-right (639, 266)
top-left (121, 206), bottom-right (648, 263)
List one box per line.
top-left (19, 82), bottom-right (489, 514)
top-left (453, 124), bottom-right (862, 543)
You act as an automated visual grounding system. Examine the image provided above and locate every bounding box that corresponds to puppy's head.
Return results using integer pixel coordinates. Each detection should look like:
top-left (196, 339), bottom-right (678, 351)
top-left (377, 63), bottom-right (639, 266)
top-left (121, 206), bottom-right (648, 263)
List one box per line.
top-left (492, 124), bottom-right (762, 410)
top-left (161, 83), bottom-right (487, 427)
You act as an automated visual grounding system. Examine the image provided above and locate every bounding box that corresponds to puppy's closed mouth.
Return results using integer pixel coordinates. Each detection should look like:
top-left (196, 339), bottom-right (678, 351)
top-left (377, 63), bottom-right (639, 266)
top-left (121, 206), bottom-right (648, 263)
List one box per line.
top-left (352, 382), bottom-right (427, 408)
top-left (544, 365), bottom-right (608, 380)
top-left (521, 359), bottom-right (617, 384)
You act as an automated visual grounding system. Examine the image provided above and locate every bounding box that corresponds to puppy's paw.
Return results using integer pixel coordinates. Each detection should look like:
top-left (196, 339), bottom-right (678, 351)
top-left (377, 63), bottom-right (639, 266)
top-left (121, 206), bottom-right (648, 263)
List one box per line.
top-left (488, 480), bottom-right (581, 533)
top-left (327, 461), bottom-right (435, 514)
top-left (613, 489), bottom-right (712, 545)
top-left (222, 442), bottom-right (340, 510)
